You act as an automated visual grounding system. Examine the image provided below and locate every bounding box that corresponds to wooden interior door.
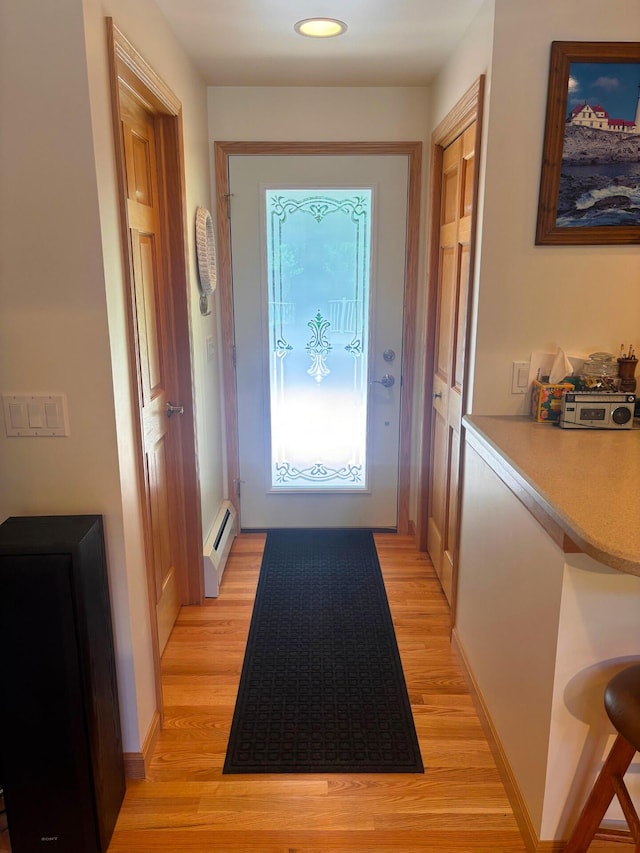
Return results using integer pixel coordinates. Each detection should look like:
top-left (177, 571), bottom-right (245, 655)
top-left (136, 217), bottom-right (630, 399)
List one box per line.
top-left (119, 86), bottom-right (182, 654)
top-left (426, 120), bottom-right (478, 605)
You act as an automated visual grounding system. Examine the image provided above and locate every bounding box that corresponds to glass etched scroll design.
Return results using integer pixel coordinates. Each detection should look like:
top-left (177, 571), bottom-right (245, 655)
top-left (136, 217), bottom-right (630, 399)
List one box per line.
top-left (266, 188), bottom-right (372, 490)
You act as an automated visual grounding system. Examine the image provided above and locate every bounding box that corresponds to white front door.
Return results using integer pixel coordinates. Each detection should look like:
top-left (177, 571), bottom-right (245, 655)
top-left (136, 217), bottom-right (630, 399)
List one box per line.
top-left (230, 154), bottom-right (409, 529)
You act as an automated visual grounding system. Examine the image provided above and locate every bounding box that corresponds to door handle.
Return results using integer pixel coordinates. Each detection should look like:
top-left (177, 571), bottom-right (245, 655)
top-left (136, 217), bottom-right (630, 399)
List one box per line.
top-left (166, 401), bottom-right (185, 418)
top-left (433, 392), bottom-right (443, 399)
top-left (371, 374), bottom-right (395, 388)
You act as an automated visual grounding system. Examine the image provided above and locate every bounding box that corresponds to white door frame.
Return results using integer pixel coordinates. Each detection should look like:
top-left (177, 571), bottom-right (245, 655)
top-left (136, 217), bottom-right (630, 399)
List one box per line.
top-left (214, 141), bottom-right (422, 534)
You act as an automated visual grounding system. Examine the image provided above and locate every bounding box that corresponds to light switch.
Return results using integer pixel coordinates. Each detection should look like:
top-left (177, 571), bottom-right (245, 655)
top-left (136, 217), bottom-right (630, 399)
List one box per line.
top-left (8, 402), bottom-right (27, 429)
top-left (517, 365), bottom-right (529, 387)
top-left (44, 401), bottom-right (62, 429)
top-left (2, 393), bottom-right (69, 436)
top-left (28, 401), bottom-right (43, 428)
top-left (511, 361), bottom-right (531, 395)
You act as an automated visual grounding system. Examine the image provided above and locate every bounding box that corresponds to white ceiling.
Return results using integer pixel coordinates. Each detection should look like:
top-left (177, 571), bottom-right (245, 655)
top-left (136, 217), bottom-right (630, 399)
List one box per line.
top-left (154, 0), bottom-right (484, 87)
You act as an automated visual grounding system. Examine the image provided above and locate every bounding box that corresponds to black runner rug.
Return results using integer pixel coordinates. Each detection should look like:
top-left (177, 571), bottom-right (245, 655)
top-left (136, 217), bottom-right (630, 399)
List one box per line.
top-left (223, 529), bottom-right (423, 774)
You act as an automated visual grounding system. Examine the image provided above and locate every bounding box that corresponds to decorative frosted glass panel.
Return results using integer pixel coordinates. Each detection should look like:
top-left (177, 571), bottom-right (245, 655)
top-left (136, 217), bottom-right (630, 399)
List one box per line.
top-left (266, 188), bottom-right (372, 490)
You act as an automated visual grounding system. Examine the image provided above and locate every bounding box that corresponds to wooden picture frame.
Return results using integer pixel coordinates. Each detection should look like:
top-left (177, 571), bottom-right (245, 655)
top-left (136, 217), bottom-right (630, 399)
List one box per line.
top-left (536, 41), bottom-right (640, 245)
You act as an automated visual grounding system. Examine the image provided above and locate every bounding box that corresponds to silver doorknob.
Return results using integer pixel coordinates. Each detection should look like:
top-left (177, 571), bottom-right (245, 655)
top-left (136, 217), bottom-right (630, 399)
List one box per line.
top-left (166, 401), bottom-right (185, 418)
top-left (371, 373), bottom-right (395, 388)
top-left (433, 392), bottom-right (443, 399)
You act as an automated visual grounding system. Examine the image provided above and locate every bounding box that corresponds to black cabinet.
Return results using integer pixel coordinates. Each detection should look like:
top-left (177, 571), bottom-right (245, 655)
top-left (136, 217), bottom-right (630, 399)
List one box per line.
top-left (0, 516), bottom-right (125, 853)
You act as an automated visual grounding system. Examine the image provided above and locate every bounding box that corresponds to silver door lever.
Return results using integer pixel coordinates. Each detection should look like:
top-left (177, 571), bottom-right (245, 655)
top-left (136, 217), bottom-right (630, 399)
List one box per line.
top-left (166, 402), bottom-right (185, 417)
top-left (371, 374), bottom-right (395, 388)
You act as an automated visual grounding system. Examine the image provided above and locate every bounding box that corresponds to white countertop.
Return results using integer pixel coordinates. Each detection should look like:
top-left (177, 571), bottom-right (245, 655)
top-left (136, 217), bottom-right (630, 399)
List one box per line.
top-left (463, 415), bottom-right (640, 576)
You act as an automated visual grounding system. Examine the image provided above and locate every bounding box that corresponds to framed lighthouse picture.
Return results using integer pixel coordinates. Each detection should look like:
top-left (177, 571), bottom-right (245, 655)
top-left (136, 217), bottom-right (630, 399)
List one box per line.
top-left (536, 41), bottom-right (640, 245)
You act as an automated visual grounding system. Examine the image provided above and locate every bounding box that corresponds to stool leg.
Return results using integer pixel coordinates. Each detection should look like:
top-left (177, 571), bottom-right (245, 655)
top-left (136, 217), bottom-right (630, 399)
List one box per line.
top-left (612, 774), bottom-right (640, 842)
top-left (564, 734), bottom-right (637, 853)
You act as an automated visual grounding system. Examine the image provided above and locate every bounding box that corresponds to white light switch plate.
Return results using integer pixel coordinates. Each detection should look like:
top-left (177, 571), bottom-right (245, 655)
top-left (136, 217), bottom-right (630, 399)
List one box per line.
top-left (511, 361), bottom-right (530, 395)
top-left (2, 393), bottom-right (70, 436)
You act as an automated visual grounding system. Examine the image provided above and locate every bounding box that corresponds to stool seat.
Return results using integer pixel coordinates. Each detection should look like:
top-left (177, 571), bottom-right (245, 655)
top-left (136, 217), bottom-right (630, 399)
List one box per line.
top-left (605, 664), bottom-right (640, 753)
top-left (565, 663), bottom-right (640, 853)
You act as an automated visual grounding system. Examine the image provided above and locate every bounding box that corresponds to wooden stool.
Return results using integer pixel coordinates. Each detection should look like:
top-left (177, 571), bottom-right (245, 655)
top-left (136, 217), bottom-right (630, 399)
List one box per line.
top-left (565, 664), bottom-right (640, 852)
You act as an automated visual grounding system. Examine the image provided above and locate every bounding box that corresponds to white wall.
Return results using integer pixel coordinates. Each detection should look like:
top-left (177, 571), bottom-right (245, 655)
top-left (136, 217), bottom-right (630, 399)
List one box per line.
top-left (208, 87), bottom-right (431, 523)
top-left (0, 0), bottom-right (117, 520)
top-left (456, 442), bottom-right (564, 833)
top-left (208, 88), bottom-right (430, 143)
top-left (430, 0), bottom-right (495, 129)
top-left (0, 0), bottom-right (140, 741)
top-left (0, 0), bottom-right (221, 754)
top-left (473, 0), bottom-right (640, 414)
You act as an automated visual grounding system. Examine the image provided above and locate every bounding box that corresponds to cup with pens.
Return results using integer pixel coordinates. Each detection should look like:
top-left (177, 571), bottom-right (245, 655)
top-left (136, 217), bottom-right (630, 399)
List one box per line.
top-left (618, 344), bottom-right (637, 393)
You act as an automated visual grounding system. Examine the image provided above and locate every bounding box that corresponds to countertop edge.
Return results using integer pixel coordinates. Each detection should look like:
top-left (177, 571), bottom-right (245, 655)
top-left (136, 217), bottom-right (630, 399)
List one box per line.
top-left (463, 415), bottom-right (639, 576)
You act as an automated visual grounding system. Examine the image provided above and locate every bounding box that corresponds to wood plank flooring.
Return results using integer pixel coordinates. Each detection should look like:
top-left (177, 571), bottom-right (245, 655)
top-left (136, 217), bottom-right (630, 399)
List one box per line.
top-left (104, 533), bottom-right (626, 852)
top-left (105, 533), bottom-right (528, 852)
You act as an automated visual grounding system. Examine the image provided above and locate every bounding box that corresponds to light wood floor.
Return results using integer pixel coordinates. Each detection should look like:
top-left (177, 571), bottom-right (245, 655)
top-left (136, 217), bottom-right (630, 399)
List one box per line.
top-left (104, 534), bottom-right (626, 853)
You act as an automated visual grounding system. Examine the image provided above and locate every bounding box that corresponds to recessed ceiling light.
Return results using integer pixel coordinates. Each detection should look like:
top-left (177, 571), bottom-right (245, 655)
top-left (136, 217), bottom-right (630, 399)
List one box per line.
top-left (294, 18), bottom-right (348, 38)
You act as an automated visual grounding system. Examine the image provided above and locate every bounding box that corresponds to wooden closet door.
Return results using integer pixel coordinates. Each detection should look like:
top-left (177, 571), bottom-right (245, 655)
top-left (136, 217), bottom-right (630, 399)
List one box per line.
top-left (120, 85), bottom-right (181, 653)
top-left (427, 122), bottom-right (477, 604)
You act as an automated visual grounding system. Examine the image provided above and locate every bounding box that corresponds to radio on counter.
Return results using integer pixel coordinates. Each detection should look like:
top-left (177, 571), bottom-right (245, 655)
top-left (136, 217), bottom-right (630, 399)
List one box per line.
top-left (559, 391), bottom-right (635, 430)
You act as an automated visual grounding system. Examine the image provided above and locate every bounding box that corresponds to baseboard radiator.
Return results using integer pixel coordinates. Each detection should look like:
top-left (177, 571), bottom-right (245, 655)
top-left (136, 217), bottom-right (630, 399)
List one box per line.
top-left (203, 500), bottom-right (237, 597)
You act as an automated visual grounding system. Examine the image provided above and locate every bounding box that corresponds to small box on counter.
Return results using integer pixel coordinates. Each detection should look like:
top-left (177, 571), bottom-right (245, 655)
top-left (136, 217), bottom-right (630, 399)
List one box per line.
top-left (530, 380), bottom-right (574, 422)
